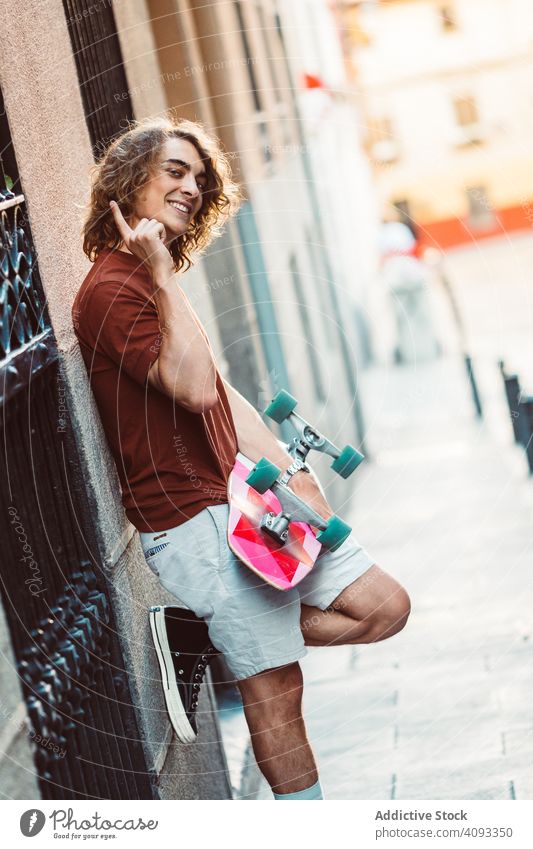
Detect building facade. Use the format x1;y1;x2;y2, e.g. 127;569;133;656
347;0;533;249
0;0;375;798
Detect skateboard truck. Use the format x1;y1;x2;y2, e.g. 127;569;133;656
261;511;291;542
256;469;346;545
246;458;352;551
264;389;365;478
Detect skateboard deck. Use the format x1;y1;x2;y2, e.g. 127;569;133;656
227;453;322;591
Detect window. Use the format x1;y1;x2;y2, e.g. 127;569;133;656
234;1;262;112
305;228;335;347
234;1;272;162
454;96;479;128
289;254;326;403
256;3;282;104
440;5;457;32
272;10;297;147
453;96;484;145
62;0;134;157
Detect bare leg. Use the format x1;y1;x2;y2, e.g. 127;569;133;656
238;662;317;795
300;564;411;646
236;566;409;794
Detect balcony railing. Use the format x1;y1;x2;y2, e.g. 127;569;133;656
0;192;48;366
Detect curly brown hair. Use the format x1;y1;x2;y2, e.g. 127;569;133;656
83;117;243;272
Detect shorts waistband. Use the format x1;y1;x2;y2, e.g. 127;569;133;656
138;503;228;553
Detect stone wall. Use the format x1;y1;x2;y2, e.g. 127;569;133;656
0;0;231;800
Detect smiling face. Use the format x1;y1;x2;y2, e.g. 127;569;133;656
131;137;207;243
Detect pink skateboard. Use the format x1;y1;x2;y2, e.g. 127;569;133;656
226;391;364;590
227;453;322;591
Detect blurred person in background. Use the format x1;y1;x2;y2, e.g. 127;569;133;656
380;221;441;365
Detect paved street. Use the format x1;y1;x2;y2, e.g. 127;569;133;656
219;232;533;800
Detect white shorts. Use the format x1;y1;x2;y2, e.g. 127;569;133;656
140;503;375;680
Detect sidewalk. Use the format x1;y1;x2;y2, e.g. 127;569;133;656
219;352;533;800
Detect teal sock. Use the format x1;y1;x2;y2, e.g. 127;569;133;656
273;779;324;800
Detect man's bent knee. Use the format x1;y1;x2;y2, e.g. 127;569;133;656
337;585;411;644
368;587;411;642
330;566;411;644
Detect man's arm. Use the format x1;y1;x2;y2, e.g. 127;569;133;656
224;381;334;520
147;273;218;413
110;201;217;413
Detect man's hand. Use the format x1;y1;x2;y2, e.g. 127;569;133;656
109;200;174;279
108;200;217;410
286;469;335;522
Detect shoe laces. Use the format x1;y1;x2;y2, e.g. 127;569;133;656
190;647;216;710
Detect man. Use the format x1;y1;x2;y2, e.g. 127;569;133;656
379;221;440;365
73;117;410;801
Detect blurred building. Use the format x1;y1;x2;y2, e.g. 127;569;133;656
283;0;380;372
0;0;376;799
342;0;533;249
144;0;378;460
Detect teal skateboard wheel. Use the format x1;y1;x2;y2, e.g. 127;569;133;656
331;444;364;479
245;458;281;494
316;515;352;552
264;389;298;423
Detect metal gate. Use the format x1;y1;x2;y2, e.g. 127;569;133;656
0;87;155;799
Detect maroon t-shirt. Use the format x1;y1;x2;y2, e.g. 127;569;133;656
72;249;238;532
